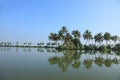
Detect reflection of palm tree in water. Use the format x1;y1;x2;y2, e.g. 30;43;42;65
94;53;119;67
48;50;120;71
48;50;82;72
94;57;104;67
83;59;93;70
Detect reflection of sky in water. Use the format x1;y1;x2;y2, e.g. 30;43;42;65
0;47;120;80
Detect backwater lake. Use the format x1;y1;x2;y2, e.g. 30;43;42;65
0;47;120;80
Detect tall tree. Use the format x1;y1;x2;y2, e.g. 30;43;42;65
72;30;81;39
72;30;81;47
83;30;92;45
24;42;27;46
94;33;103;45
58;30;64;45
49;32;54;41
28;42;32;46
111;35;119;44
48;33;60;46
61;26;68;35
65;33;73;45
104;32;111;45
16;41;19;47
60;26;68;44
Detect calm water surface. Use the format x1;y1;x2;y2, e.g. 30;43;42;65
0;47;120;80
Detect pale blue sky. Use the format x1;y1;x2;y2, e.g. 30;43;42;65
0;0;120;45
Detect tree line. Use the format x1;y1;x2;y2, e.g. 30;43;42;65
0;42;32;47
48;26;120;50
0;42;59;48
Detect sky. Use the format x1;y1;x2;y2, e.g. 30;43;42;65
0;0;120;45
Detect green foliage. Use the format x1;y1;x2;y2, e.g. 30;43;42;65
99;45;107;53
72;30;81;39
113;44;120;50
83;30;92;45
94;32;103;45
48;26;120;51
84;44;97;50
104;32;111;44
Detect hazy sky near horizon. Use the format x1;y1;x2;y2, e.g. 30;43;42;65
0;0;120;44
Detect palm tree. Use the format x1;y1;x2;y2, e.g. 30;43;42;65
104;32;111;45
64;33;73;45
49;32;54;43
37;43;40;47
28;42;32;47
72;30;81;39
118;37;120;43
94;33;103;45
59;26;68;45
58;30;63;45
111;35;119;44
24;42;27;47
16;41;19;47
83;30;92;45
49;33;60;47
71;30;81;47
61;26;68;35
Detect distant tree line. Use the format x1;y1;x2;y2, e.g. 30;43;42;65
0;41;60;48
0;42;32;47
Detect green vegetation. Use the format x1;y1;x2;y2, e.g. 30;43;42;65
48;26;120;51
48;50;119;71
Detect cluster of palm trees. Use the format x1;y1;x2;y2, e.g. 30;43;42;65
48;26;120;50
49;26;81;47
0;42;12;47
0;42;32;47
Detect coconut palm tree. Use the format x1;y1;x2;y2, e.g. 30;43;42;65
94;33;103;45
37;43;40;47
28;42;32;47
49;32;54;41
16;41;19;47
72;30;81;39
65;33;73;45
49;33;60;47
61;26;68;35
24;42;27;47
58;30;63;44
111;35;119;44
104;32;111;45
83;30;92;45
59;26;68;45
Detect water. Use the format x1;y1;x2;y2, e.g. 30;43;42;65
0;47;120;80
